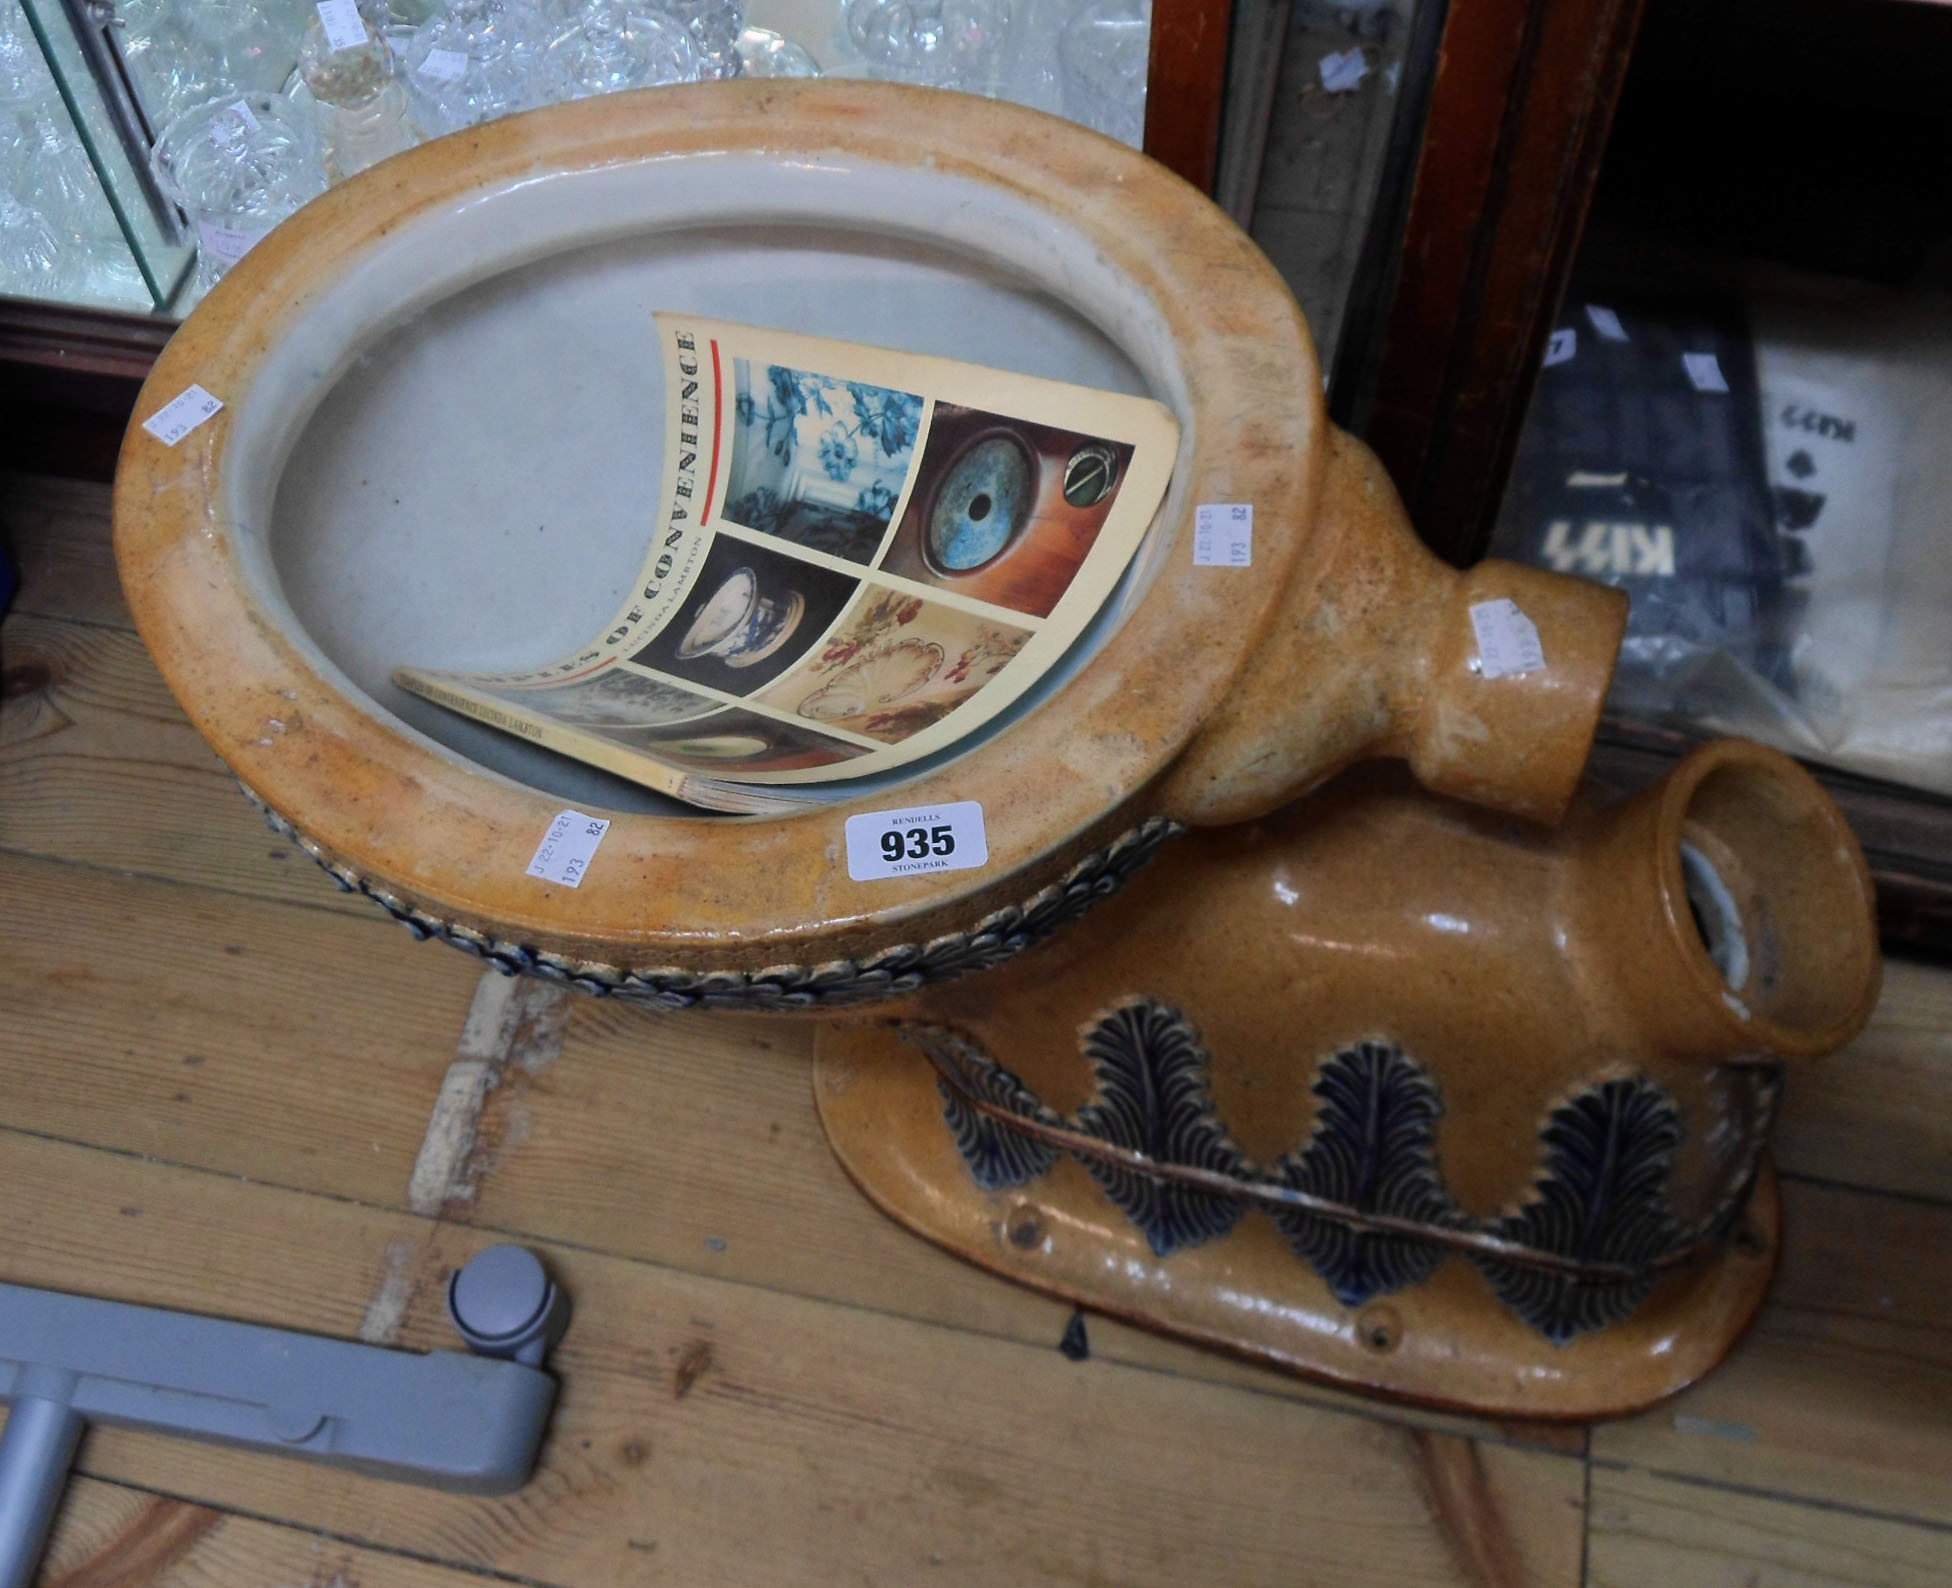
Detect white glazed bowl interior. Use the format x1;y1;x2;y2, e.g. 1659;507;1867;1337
247;153;1188;815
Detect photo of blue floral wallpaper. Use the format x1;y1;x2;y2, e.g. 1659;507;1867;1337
723;361;924;564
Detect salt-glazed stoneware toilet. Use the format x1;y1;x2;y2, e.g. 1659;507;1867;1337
114;81;1880;1420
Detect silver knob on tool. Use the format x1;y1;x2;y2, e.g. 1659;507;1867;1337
447;1245;571;1368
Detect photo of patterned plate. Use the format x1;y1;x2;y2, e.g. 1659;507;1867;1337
799;638;946;722
655;733;774;759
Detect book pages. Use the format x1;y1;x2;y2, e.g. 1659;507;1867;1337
396;313;1179;810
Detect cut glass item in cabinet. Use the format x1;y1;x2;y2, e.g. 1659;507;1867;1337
0;188;72;294
0;1;51;100
540;1;705;100
1058;0;1144;145
113;0;295;125
402;0;544;135
150;91;327;291
9;0;186;307
1491;272;1952;799
844;0;1011;90
6;0;1155;319
297;0;415;177
662;0;743;79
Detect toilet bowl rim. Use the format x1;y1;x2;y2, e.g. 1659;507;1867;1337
114;81;1326;964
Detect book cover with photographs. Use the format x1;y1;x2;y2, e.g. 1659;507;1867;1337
395;314;1180;811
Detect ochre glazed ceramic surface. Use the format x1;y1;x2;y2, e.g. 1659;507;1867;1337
814;741;1881;1417
115;83;1625;997
113;83;1878;1419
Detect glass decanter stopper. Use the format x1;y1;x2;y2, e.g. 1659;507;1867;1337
735;25;819;78
402;0;543;136
652;0;744;81
540;0;704;99
299;2;418;177
151;93;329;290
845;0;1010;90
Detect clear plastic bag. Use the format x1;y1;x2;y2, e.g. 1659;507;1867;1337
1492;273;1952;797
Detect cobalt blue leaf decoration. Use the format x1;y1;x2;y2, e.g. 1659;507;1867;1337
1073;999;1248;1256
1274;1040;1457;1307
912;1027;1062;1192
1476;1076;1683;1344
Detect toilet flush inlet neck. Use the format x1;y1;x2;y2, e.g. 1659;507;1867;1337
1578;739;1881;1063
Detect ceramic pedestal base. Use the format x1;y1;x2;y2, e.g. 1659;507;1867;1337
813;1022;1781;1421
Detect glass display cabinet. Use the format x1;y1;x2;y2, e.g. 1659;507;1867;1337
1;0;1285;472
3;0;1457;477
0;0;1175;316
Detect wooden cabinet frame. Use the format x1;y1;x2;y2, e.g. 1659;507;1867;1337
1346;0;1650;569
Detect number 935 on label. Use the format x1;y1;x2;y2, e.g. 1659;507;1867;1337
844;801;989;882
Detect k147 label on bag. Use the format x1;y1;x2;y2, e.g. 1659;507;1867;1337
1194;503;1253;566
845;801;988;881
527;809;609;887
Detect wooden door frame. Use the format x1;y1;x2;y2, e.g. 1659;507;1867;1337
1145;0;1238;195
1347;0;1650;568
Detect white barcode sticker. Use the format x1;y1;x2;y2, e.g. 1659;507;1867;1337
1544;327;1577;368
231;98;260;132
1585;304;1629;342
845;801;987;882
417;47;468;82
316;0;368;52
527;809;609;887
1682;351;1730;394
1470;598;1547;680
1194;503;1253;566
141;385;225;447
196;219;269;265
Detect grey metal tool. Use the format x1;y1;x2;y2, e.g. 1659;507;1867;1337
0;1245;569;1588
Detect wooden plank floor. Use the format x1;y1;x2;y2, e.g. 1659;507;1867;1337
3;470;1949;1586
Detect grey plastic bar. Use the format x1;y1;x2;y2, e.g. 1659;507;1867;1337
0;1280;559;1493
